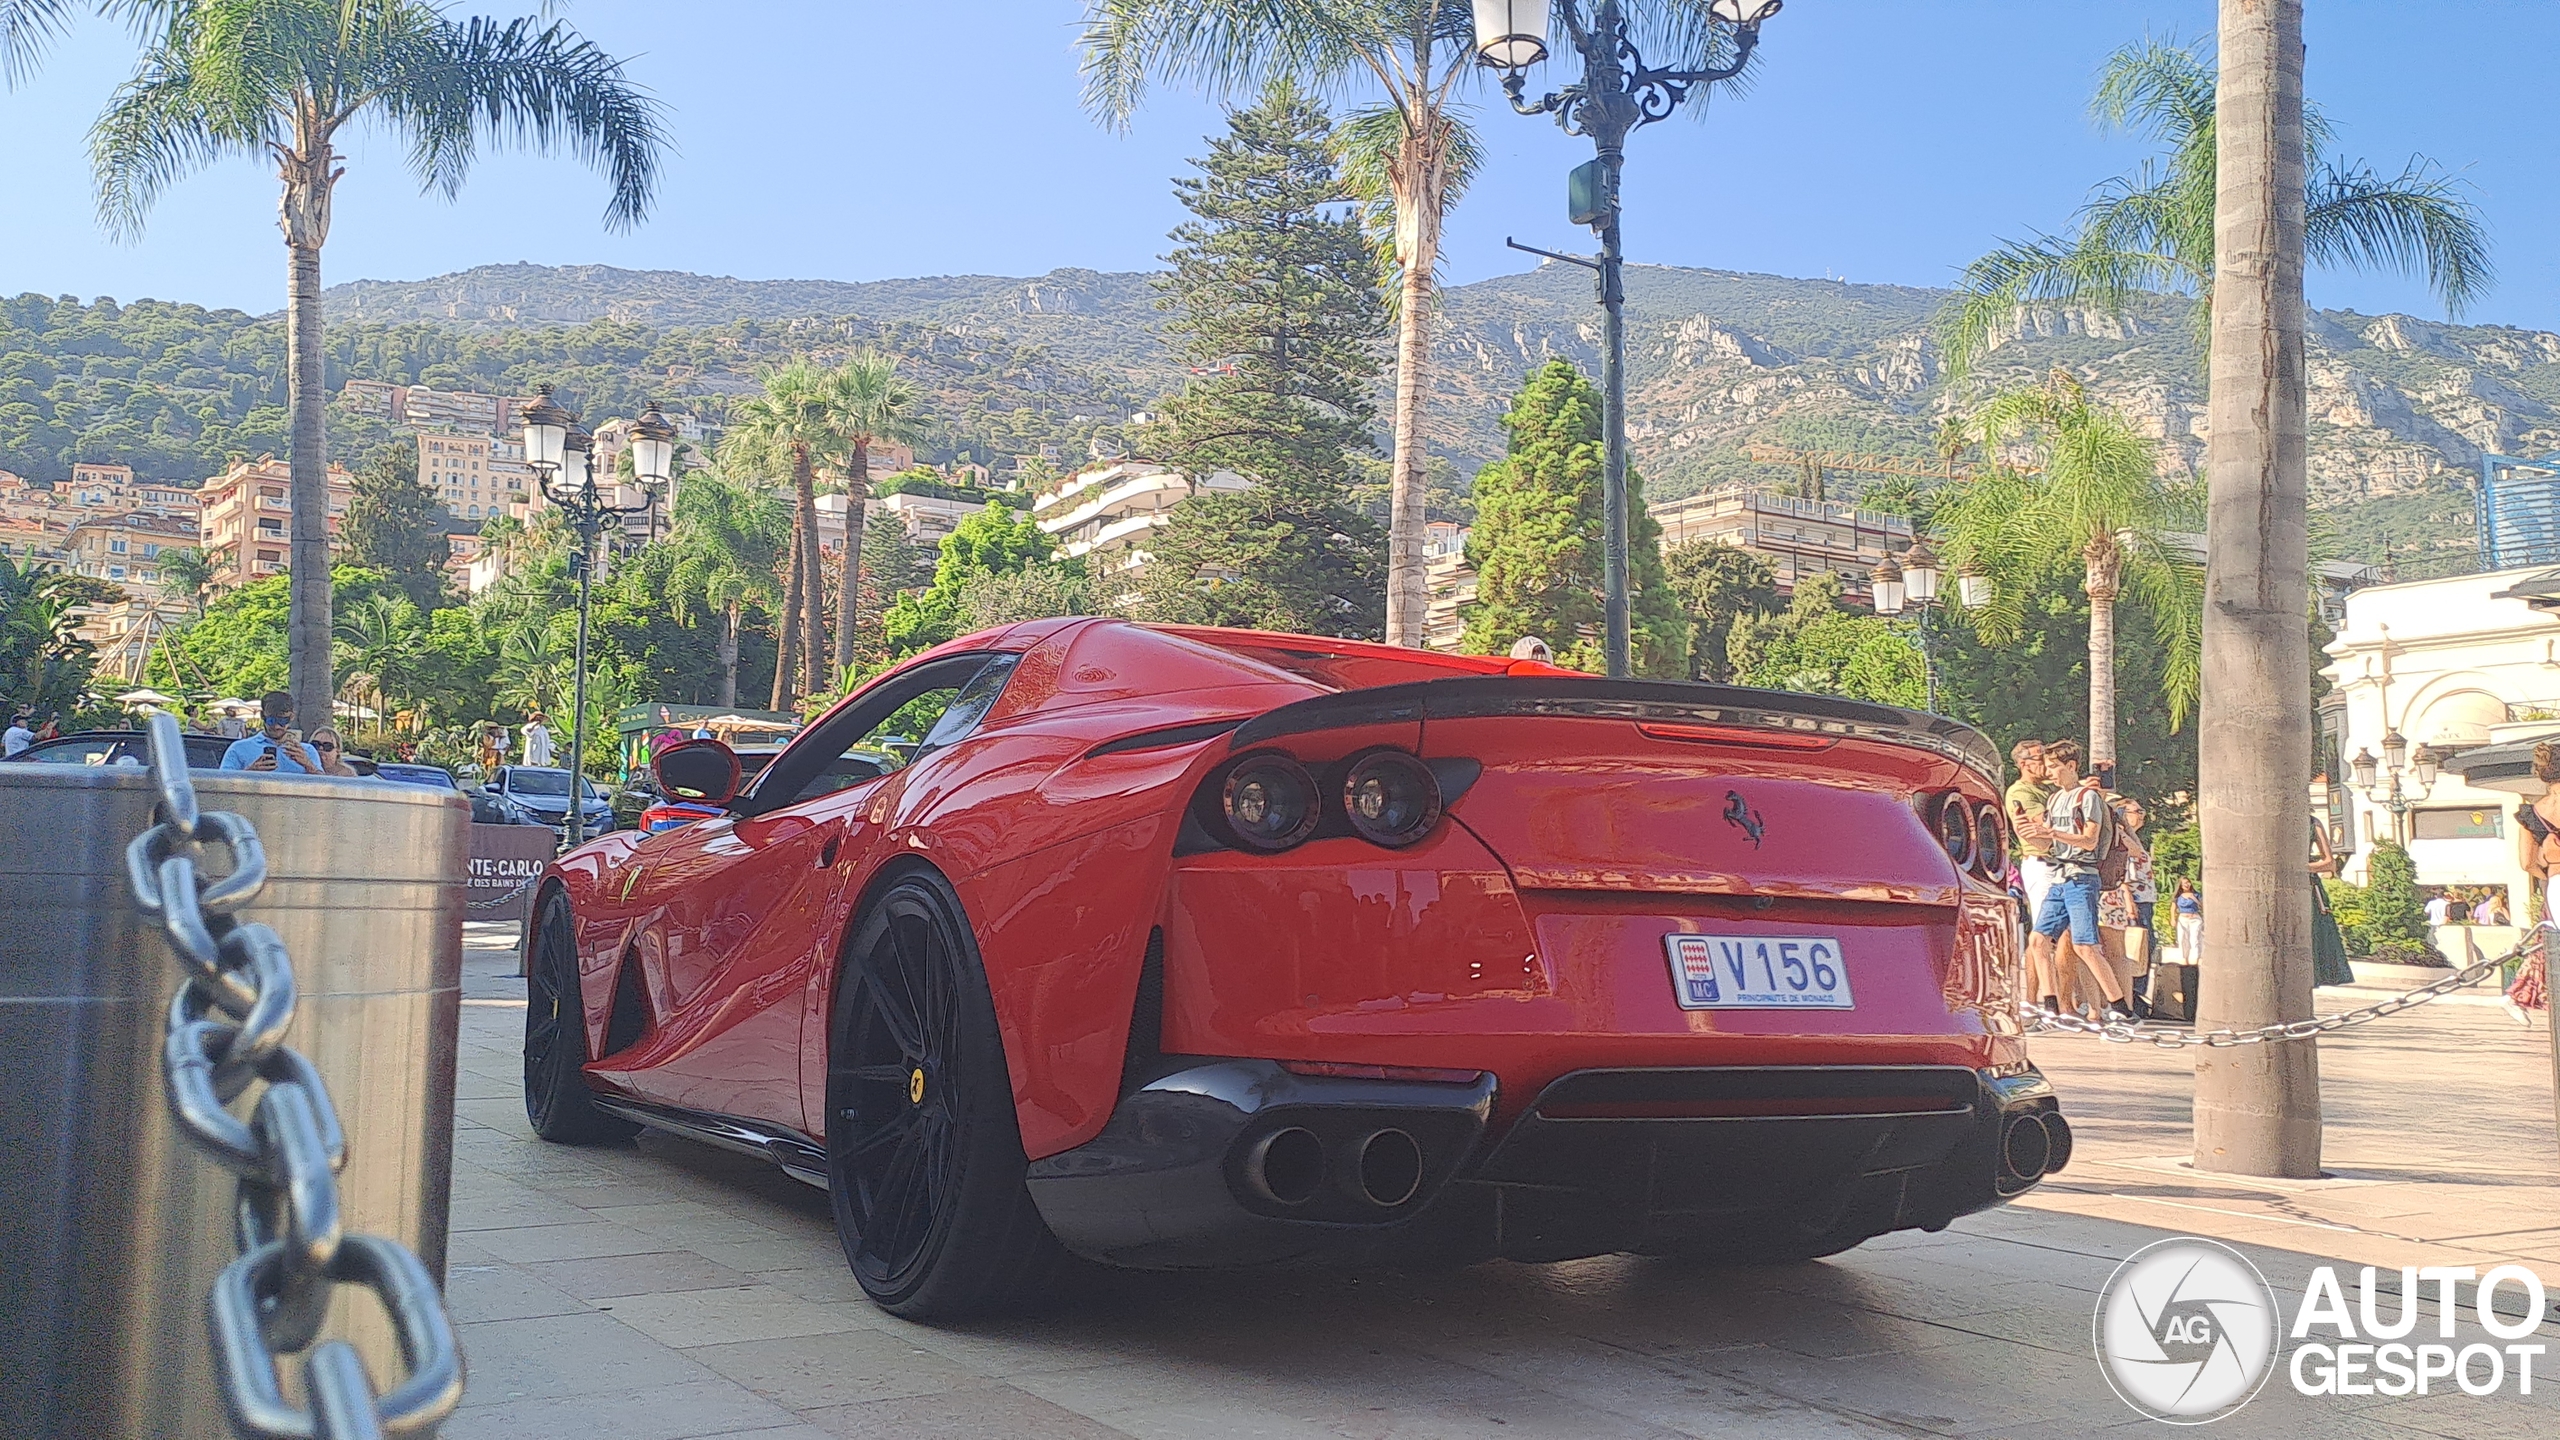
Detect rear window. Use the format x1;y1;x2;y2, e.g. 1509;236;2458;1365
1143;626;1516;693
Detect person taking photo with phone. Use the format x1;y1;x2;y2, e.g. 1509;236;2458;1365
218;691;322;775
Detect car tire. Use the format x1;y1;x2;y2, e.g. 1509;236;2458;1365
523;890;640;1145
825;870;1065;1319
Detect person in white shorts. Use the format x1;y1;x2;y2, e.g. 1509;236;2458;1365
2006;739;2060;1009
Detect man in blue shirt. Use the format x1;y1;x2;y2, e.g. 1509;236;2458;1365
220;691;322;775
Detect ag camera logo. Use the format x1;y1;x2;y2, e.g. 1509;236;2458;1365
2094;1238;2282;1423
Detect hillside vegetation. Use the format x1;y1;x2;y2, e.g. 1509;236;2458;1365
11;260;2551;578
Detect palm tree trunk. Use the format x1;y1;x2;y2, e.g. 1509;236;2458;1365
772;514;802;710
2195;0;2320;1179
280;154;335;727
2084;537;2122;773
719;600;741;709
835;440;867;673
1383;125;1446;649
794;447;824;695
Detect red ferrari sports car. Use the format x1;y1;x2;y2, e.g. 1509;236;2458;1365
524;618;2069;1318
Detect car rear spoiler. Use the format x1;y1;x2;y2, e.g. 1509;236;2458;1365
1229;677;2001;784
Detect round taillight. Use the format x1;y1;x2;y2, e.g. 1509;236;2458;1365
1341;750;1443;848
1974;800;2009;878
1218;754;1321;852
1931;792;1973;869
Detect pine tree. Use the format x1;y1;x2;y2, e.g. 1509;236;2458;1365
1461;360;1686;676
1662;539;1778;681
1134;82;1386;638
342;442;452;612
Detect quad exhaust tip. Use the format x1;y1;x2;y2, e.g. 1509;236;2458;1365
1354;1128;1424;1208
2000;1112;2053;1183
1244;1126;1325;1205
2039;1111;2072;1175
1240;1124;1427;1210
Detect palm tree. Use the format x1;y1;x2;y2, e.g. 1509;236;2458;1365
1080;1;1484;649
824;352;927;673
494;613;571;719
157;543;217;615
667;472;786;709
333;589;424;728
2194;1;2319;1179
1935;371;2201;773
83;0;665;731
1940;35;2489;382
723;359;847;703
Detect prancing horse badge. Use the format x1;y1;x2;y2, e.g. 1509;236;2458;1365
1723;790;1765;847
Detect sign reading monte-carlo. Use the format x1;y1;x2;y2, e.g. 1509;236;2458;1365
466;823;554;923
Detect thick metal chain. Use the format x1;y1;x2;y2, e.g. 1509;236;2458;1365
462;870;545;914
2023;930;2542;1048
128;713;463;1440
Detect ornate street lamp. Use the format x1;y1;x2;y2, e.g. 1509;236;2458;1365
2349;730;2438;846
1958;566;1991;611
1475;0;1779;677
522;392;666;848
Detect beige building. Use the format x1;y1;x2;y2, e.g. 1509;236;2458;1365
200;455;353;585
1650;485;1915;602
420;428;532;520
64;510;198;595
72;593;193;684
0;514;67;572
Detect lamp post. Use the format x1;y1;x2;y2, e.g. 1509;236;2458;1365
1474;0;1779;678
2348;731;2439;846
521;386;670;848
1871;538;1960;713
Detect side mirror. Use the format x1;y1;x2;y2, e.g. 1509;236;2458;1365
653;737;741;807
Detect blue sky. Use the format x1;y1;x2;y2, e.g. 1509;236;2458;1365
3;2;2555;329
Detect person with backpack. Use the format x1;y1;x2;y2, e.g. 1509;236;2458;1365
2022;740;2139;1022
2098;795;2155;1019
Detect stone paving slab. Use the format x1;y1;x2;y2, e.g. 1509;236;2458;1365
444;937;2559;1439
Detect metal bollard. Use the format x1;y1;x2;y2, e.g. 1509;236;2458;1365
0;762;465;1438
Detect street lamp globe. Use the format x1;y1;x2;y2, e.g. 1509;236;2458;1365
521;385;572;471
1957;568;1990;610
630;402;678;487
559;424;593;493
2381;728;2408;774
1471;0;1550;69
1870;557;1906;616
2412;742;2440;789
2349;747;2379;792
1709;0;1783;24
1902;539;1940;604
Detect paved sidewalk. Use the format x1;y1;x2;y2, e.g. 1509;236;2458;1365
442;930;2560;1440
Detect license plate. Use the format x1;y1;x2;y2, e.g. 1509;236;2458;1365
1665;934;1855;1010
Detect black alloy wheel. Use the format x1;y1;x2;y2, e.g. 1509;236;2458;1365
826;871;1063;1318
523;891;639;1144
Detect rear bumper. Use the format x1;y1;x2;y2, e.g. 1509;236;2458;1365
1026;1060;2067;1269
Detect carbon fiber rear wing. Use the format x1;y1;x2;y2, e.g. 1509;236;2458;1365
1229;677;2001;785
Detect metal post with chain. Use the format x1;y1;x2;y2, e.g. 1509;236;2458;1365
126;713;462;1439
2020;929;2546;1048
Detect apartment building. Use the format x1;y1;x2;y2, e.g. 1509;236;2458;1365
1649;485;1914;602
199;455;354;584
0;514;67;572
1031;462;1250;582
420;429;531;519
64;510;198;594
1422;521;1475;652
68;461;134;497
